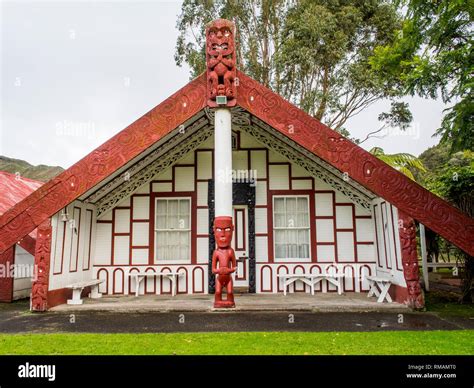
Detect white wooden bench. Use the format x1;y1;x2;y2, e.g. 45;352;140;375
66;279;104;305
366;275;393;303
130;272;182;297
277;273;344;296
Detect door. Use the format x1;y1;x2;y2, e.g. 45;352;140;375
232;205;249;289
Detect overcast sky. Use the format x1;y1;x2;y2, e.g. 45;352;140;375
1;0;445;169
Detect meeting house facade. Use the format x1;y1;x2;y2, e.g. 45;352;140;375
0;19;472;311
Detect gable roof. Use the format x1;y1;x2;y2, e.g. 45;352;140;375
0;71;472;256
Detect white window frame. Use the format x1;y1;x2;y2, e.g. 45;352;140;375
154;197;192;264
272;195;312;262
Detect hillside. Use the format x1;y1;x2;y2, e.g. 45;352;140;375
0;155;64;182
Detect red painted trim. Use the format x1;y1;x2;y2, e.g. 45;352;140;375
47;287;83;308
380;202;391;269
389;283;410;305
176;266;188;294
97;268;109;295
234;208;246;251
128;267;140;295
192;266;205;293
390;204;403;271
84;209;93;271
55;221;67;275
69;206;81;273
159;266;172;295
144;267;156;295
373;205;382;268
112;268;125;295
18;235;36;256
0;246;14;302
260;265;273;292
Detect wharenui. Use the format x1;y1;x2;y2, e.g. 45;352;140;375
0;19;472;311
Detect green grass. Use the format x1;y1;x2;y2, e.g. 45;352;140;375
0;331;472;355
425;290;474;317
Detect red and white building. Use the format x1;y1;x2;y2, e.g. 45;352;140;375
0;172;42;302
0;20;472;311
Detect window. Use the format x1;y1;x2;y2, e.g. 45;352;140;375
273;196;310;259
155;198;191;262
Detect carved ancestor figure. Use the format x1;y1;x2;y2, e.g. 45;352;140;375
398;210;424;309
206;19;237;107
212;216;237;308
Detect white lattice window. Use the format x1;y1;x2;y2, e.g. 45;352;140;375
155;198;191;262
273;196;310;259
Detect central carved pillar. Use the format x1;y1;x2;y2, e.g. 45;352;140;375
206;19;238;308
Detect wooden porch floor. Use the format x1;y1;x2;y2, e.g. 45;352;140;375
51;293;409;312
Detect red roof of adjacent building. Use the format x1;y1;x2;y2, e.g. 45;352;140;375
0;171;43;240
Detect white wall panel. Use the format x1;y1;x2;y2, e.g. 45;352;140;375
153;182;172;192
131;249;149;265
269;165;289;190
94;224;112;265
316;219;334;242
356;219;374;242
255;208;267;234
255;181;267;205
357;245;376;262
336;206;353;229
233;150;248;171
197;151;213;180
316;245;335;262
132;197;149;220
336;232;355;262
113;236;129;265
292;179;312;189
315;193;333;216
250;150;267;179
197;209;209;235
175;167;195;192
196;238;209;264
256;236;268;262
114;209;130;234
197;182;208;206
132;223;149;246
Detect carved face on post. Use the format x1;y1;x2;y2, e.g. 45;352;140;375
206;19;237;107
214;216;233;248
207;22;234;58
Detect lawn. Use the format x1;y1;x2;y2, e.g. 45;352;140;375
0;331;472;355
425;290;474;317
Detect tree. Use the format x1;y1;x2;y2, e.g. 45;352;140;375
370;146;426;181
425;150;474;303
370;0;474;152
175;0;405;131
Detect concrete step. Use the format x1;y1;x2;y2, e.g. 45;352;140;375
234;286;249;294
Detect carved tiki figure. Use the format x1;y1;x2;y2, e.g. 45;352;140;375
206;19;237;107
212;216;237;308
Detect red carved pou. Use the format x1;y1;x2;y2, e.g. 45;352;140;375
398;210;424;309
31;219;52;312
206;19;237;107
212;216;237;308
